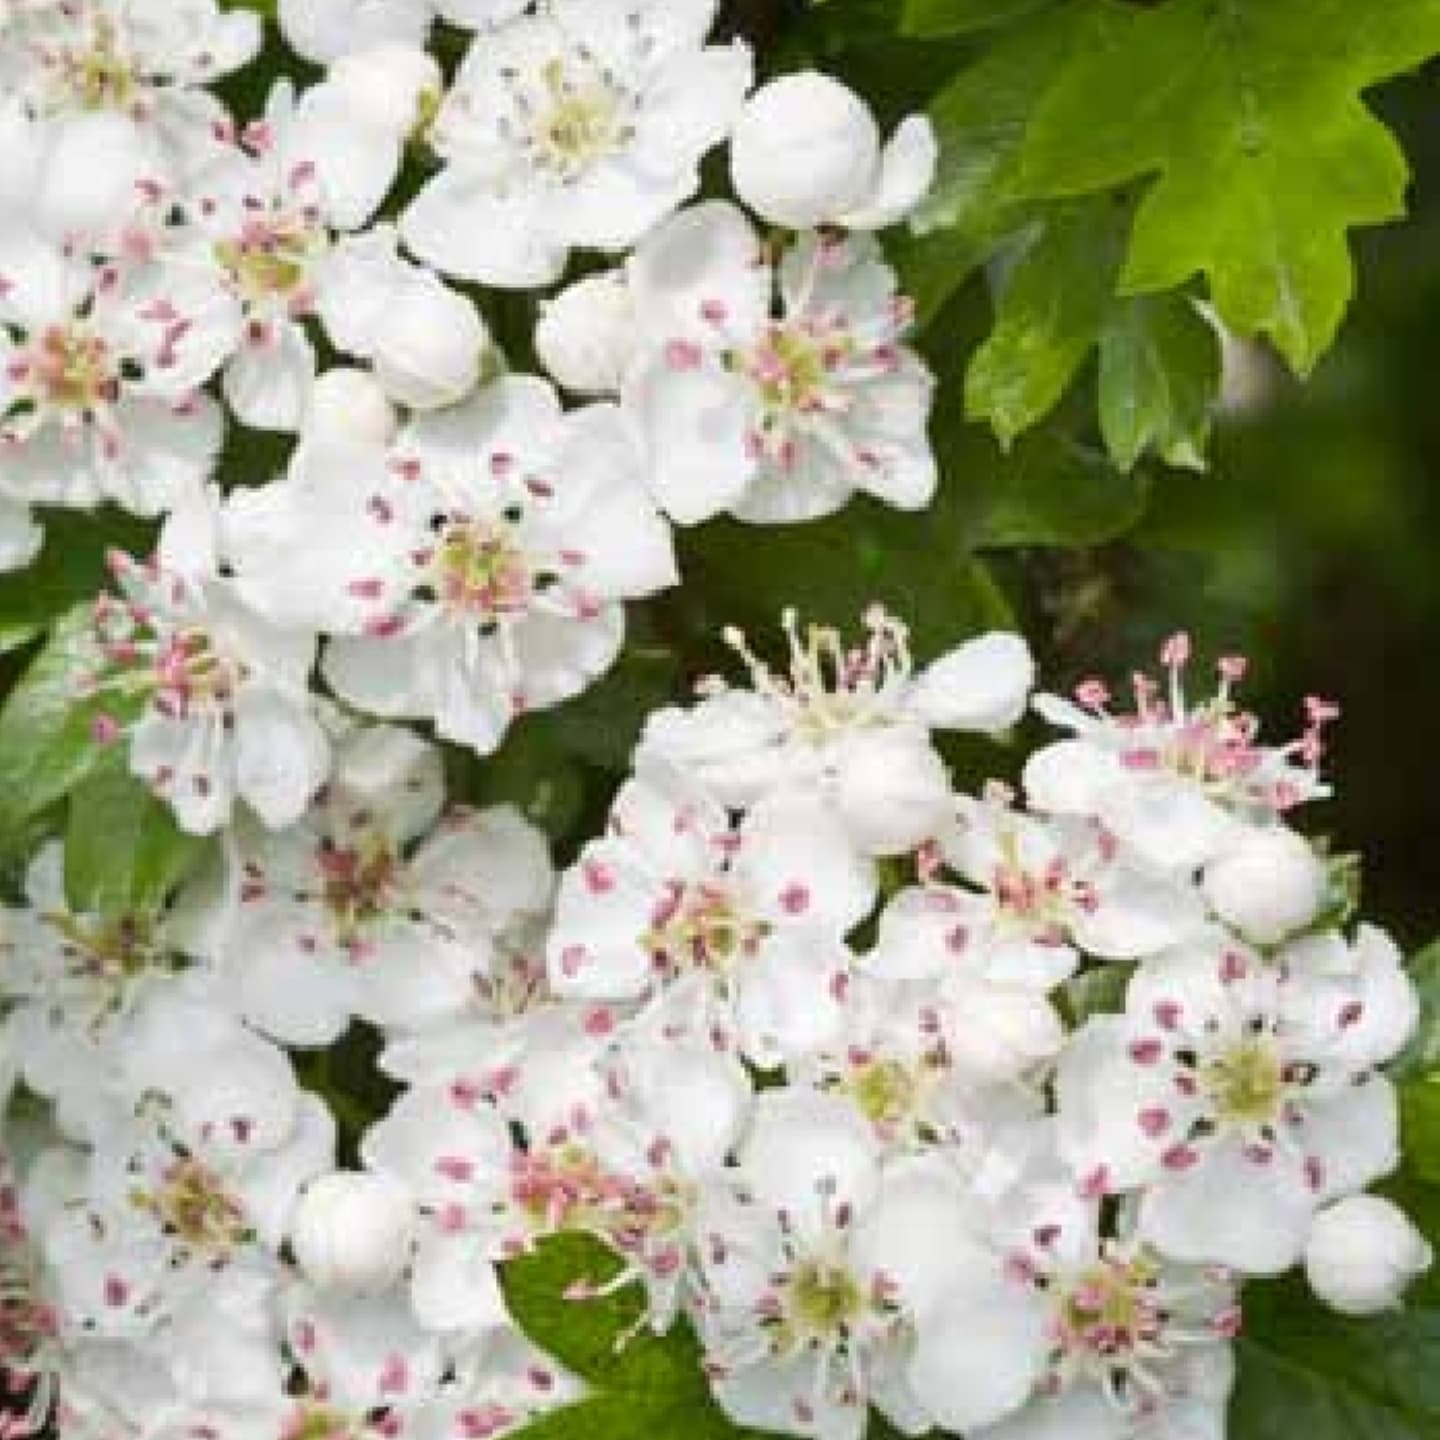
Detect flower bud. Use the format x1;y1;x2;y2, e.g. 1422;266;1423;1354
277;0;431;65
369;275;489;411
1304;1196;1432;1315
535;272;637;395
730;73;880;229
1201;825;1326;944
291;1171;416;1293
305;367;397;445
325;44;443;137
834;729;952;857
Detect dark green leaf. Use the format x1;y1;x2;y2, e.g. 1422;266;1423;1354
63;757;210;915
0;510;153;655
541;644;681;771
901;0;1059;38
1232;1274;1440;1440
1016;0;1440;372
971;430;1150;549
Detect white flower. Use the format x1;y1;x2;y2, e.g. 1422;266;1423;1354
730;72;937;231
1025;635;1335;873
535;270;638;396
31;993;334;1410
228;376;677;754
401;0;752;287
639;609;1032;854
969;1177;1240;1440
1200;824;1327;945
290;1171;418;1294
694;1091;1047;1440
623;205;935;524
933;788;1204;982
0;223;236;525
1056;932;1415;1273
91;496;330;835
0;842;188;1141
184;724;553;1045
182;81;408;430
2;0;260;182
1304;1196;1433;1315
547;765;876;1067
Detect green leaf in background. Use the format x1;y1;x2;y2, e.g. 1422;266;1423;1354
1394;941;1440;1184
0;510;153;655
62;758;211;916
0;607;132;860
502;1233;757;1440
1232;1272;1440;1440
970;429;1151;549
1394;940;1440;1082
901;0;1060;39
1015;0;1440;373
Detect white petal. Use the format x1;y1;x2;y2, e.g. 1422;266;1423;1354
233;684;330;829
836;116;939;231
907;632;1035;734
224;325;316;433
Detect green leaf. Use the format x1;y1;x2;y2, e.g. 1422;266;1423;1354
1016;0;1440;373
971;429;1150;549
901;0;1059;38
1232;1274;1440;1439
0;510;153;655
541;644;681;771
902;2;1099;323
964;197;1125;445
502;1233;699;1389
0;607;129;859
502;1234;764;1440
63;758;210;915
1097;293;1219;473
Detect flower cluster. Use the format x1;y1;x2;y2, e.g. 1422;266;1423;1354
3;613;1432;1440
0;5;1431;1440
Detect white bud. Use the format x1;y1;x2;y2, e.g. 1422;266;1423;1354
1304;1196;1432;1315
730;73;880;229
834;729;952;857
277;0;431;65
369;274;489;411
305;367;397;445
325;44;442;137
535;272;637;395
291;1171;416;1293
1201;825;1326;944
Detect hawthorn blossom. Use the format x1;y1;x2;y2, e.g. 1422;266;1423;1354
622;204;936;524
227;376;678;754
547;765;877;1067
0;842;187;1141
0;0;260;182
182;81;438;429
1056;928;1416;1273
1025;634;1337;873
693;1091;1049;1440
89;496;331;835
181;724;554;1046
276;0;530;64
639;608;1033;855
402;0;752;287
0;224;237;555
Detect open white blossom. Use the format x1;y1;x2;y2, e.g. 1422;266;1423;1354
402;0;752;287
623;204;936;524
